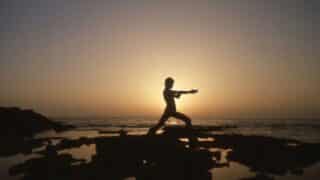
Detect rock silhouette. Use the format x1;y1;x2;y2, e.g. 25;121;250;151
8;126;320;180
0;107;73;157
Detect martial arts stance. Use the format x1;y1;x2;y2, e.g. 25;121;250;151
148;77;198;135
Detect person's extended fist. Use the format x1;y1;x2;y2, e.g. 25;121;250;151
190;89;198;94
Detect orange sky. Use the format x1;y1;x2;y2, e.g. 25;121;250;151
1;1;319;119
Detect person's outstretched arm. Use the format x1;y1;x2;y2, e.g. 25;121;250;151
173;89;198;97
178;89;198;94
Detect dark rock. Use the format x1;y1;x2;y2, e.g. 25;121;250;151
0;107;74;157
6;126;320;180
0;107;73;138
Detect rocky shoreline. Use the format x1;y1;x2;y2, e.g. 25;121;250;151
0;107;73;156
1;108;319;180
7;126;320;180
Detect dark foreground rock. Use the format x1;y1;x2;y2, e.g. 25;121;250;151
0;107;74;156
0;107;73;137
8;126;320;180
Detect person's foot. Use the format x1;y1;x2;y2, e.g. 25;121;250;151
189;136;198;148
147;129;156;136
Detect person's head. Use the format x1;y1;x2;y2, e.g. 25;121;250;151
165;77;174;89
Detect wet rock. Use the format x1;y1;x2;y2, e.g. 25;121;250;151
7;126;320;180
0;107;74;157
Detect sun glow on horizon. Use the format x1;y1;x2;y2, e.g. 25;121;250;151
1;1;319;118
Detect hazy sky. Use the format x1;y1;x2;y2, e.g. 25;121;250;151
1;0;319;119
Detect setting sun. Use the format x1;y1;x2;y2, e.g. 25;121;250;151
0;1;319;119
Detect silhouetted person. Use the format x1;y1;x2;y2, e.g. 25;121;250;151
148;77;198;135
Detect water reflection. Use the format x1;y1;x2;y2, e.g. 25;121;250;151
273;163;320;180
211;162;255;180
58;144;96;163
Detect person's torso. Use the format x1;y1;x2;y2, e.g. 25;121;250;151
163;89;176;112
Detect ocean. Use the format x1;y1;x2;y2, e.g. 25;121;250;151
61;117;320;143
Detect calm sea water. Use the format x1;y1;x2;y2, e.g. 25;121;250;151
62;118;320;143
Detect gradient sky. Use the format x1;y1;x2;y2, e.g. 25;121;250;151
1;0;319;119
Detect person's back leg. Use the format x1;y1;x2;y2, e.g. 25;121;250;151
147;113;169;135
172;112;192;127
172;112;197;146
